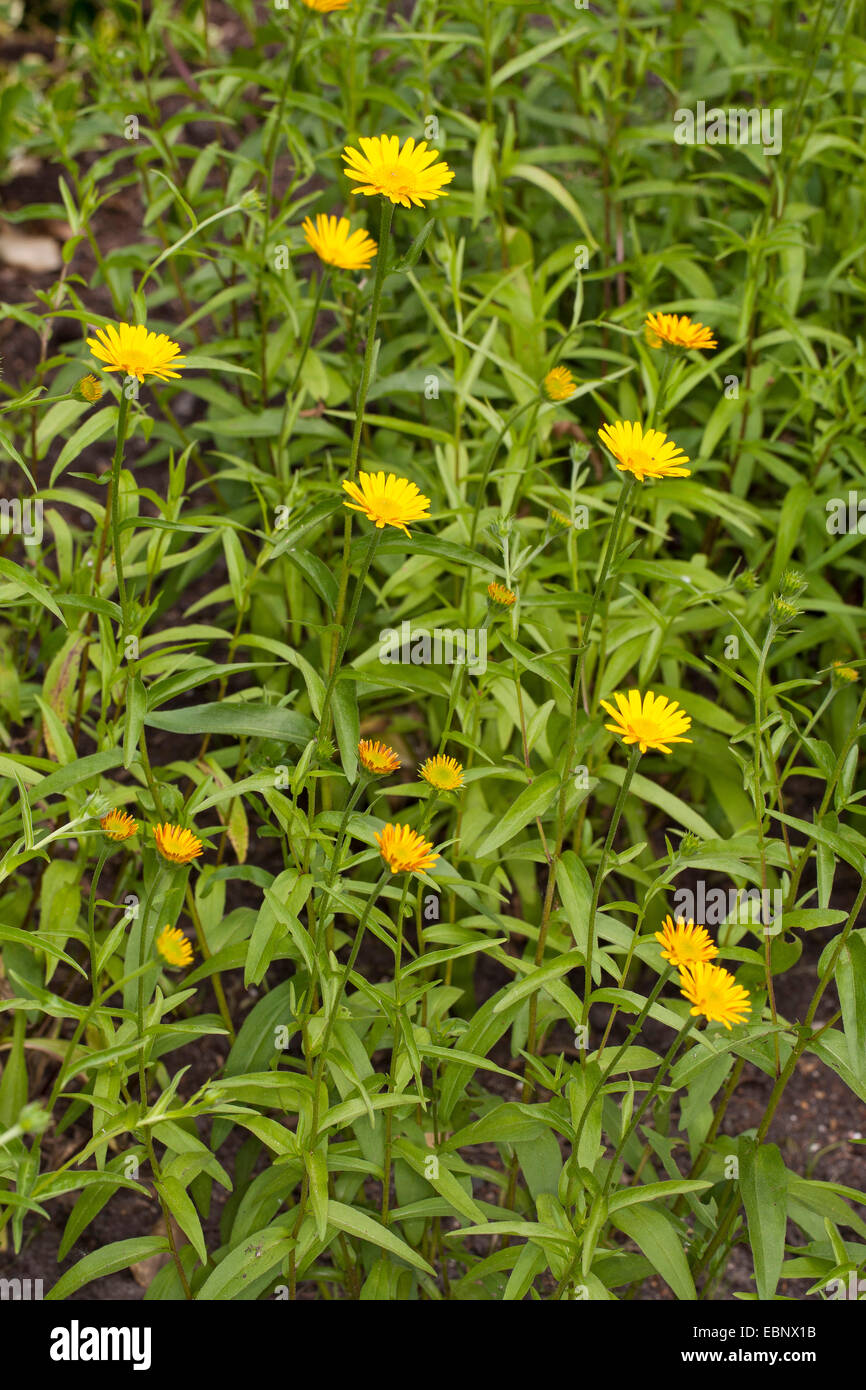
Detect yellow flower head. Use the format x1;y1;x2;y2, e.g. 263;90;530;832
487;581;516;608
77;374;103;403
101;809;138;842
343;135;455;209
154;823;204;865
359;738;401;775
543;366;576;402
832;659;858;685
301;0;351;9
342;470;431;537
600;689;693;755
420;754;464;792
645;312;717;352
87;323;184;383
302;214;377;270
597;420;691;482
156;924;193;969
678;960;751;1030
375;823;438;875
654;915;718;969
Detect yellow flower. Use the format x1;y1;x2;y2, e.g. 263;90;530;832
420;754;464;791
342;135;455;208
597;420;691;482
302;214;377;270
678;960;751;1030
600;689;693;755
87;323;184;383
645;312;717;352
154;823;204;865
101;809;138;842
832;660;858;685
77;374;103;403
301;0;351;9
654;915;718;969
375;823;438;874
342;470;431;537
156;924;193;969
487;581;516;607
543;366;576;402
359;738;401;775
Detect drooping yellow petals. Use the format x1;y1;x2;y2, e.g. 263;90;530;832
543;366;576;402
302;214;377;270
645;312;717;352
678;961;751;1030
654;915;718;969
487;581;516;608
156;924;194;968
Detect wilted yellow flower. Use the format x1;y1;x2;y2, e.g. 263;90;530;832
101;809;138;842
302;214;377;270
420;754;464;791
156;924;193;968
644;312;717;352
154;823;204;865
343;135;455;208
358;739;401;775
375;823;438;874
678;960;751;1030
87;323;184;383
543;366;576;402
487;581;516;607
77;374;103;403
600;689;693;755
654;915;718;969
832;660;859;685
342;470;431;537
598;420;691;482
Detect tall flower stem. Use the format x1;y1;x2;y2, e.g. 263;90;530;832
87;847;110;995
601;1011;694;1198
524;477;636;1071
331;199;395;664
277;270;329;473
581;745;642;1029
110;391;132;635
318;527;380;750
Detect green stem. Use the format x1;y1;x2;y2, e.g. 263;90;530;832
111;392;132;635
581;745;641;1029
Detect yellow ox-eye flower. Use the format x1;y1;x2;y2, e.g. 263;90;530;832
600;690;692;755
598;420;691;482
342;470;431;537
654;915;718;969
645;312;717;352
420;754;464;791
359;739;401;775
678;960;751;1030
375;823;438;875
77;374;103;403
487;581;516;607
832;659;858;685
302;214;377;271
156;924;193;969
87;322;185;383
101;809;138;842
543;366;576;402
154;823;204;865
301;0;352;10
342;135;455;209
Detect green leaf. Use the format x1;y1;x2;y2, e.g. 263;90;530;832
326;1200;435;1275
474;770;560;858
740;1140;788;1300
609;1204;697;1301
46;1237;169;1300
